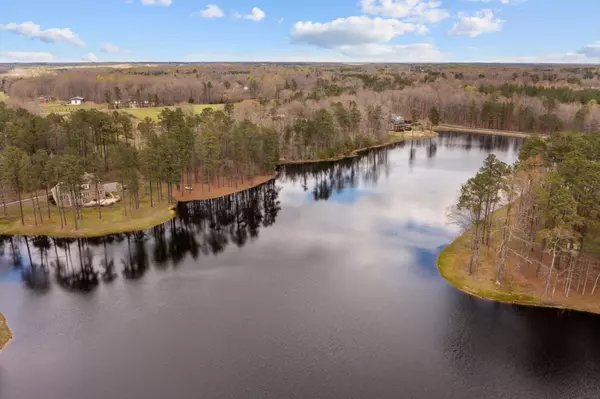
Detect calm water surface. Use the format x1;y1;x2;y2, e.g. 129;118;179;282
1;132;599;399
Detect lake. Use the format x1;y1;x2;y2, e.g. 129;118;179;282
1;131;599;399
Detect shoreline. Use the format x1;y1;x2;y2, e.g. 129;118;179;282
434;124;535;138
0;131;437;238
0;312;12;353
437;231;600;316
173;174;276;202
279;130;438;165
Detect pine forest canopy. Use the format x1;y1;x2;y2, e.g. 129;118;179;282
453;131;600;304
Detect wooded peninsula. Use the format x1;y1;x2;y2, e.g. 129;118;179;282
440;133;600;314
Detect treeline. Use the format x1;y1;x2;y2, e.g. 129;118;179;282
479;84;600;105
0;102;279;231
453;132;600;300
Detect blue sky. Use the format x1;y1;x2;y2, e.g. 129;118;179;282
0;0;599;63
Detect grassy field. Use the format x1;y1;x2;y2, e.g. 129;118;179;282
39;101;223;120
40;102;100;114
0;312;12;352
0;191;176;238
437;219;600;315
122;104;223;120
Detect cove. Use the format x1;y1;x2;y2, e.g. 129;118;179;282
0;131;599;399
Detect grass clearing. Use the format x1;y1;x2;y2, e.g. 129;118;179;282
121;104;223;120
40;102;100;114
0;189;175;238
39;101;224;120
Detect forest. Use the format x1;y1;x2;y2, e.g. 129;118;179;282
448;132;600;311
3;63;600;135
2;62;600;234
0;103;280;232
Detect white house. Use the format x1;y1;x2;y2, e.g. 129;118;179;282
70;96;84;105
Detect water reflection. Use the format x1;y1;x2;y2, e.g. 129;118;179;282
0;180;281;292
0;133;524;294
2;132;599;399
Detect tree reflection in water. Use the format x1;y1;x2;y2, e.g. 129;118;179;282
0;133;521;294
0;180;281;293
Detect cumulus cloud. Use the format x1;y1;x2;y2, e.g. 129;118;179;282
244;7;266;22
0;21;85;46
578;41;600;58
193;4;224;19
337;43;443;61
291;16;423;48
140;0;172;5
290;16;440;62
360;0;449;23
81;53;98;62
469;0;527;4
0;51;55;62
100;43;131;53
449;9;504;37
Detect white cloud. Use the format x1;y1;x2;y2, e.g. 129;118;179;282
244;7;266;22
140;0;172;5
360;0;449;23
0;51;55;62
469;0;527;4
193;4;224;19
449;9;504;37
337;43;443;61
278;18;284;24
578;41;600;58
291;16;423;48
100;43;131;53
0;21;85;46
81;53;98;62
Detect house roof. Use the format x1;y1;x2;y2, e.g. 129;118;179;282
70;96;84;100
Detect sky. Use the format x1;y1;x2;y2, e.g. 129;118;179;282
0;0;599;64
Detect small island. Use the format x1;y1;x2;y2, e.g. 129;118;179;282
438;133;600;315
0;312;12;352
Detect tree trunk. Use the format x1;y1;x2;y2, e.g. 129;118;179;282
45;185;52;220
31;191;39;226
122;183;128;217
543;241;558;297
35;191;43;223
96;181;102;220
496;216;510;285
0;181;7;218
468;223;480;275
592;268;600;295
71;191;79;230
149;175;154;208
15;178;25;225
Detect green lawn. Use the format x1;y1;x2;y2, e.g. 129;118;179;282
40;102;96;114
0;190;175;238
39;102;224;120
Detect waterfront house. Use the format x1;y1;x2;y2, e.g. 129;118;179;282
51;174;120;208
